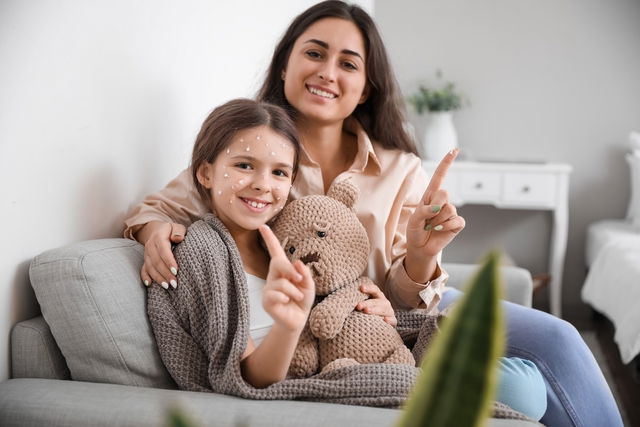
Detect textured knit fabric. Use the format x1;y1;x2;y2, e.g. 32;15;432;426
125;118;447;311
146;214;531;421
271;181;415;376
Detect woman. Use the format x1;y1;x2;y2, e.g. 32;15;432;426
126;2;621;425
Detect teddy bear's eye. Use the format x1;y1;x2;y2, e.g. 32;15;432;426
316;231;327;238
288;246;295;254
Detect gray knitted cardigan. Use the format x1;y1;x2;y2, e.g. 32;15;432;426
147;214;530;419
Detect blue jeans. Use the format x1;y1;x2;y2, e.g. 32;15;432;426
440;288;623;427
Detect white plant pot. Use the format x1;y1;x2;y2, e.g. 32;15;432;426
421;111;458;160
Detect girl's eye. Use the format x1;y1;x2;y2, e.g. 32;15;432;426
273;169;289;178
316;231;327;238
288;246;295;254
234;162;252;170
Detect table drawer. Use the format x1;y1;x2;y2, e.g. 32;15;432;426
502;173;556;207
458;172;501;200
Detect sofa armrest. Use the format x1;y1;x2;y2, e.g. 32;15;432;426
11;316;70;380
443;263;533;308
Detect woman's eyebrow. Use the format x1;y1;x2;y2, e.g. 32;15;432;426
303;39;363;61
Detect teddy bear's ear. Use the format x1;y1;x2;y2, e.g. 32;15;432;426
326;179;359;210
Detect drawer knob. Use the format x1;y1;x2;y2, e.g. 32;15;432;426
474;182;483;190
522;185;531;193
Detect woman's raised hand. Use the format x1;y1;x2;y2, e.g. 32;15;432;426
138;221;186;289
405;149;466;282
259;225;315;332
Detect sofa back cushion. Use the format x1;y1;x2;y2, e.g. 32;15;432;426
29;238;176;388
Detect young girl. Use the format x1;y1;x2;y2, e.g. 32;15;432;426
147;98;318;389
132;2;621;425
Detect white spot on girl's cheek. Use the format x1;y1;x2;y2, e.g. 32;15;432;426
270;151;276;156
217;190;222;195
256;135;261;140
238;179;245;185
223;173;229;178
245;147;250;152
226;149;230;154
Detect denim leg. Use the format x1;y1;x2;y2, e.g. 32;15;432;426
439;288;623;427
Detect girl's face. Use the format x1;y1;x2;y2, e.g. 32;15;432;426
283;17;368;125
197;125;295;234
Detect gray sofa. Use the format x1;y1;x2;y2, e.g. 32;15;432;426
0;238;536;427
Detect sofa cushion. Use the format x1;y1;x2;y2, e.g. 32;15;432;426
29;238;175;388
0;379;538;427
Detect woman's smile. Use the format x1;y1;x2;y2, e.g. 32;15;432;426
306;84;338;100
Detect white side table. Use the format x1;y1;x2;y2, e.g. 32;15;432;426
422;161;573;317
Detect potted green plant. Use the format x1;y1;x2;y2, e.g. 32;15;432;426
409;70;466;160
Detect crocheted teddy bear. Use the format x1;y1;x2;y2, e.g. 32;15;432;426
271;180;416;377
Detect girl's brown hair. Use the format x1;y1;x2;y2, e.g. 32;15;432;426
190;98;301;204
257;0;418;156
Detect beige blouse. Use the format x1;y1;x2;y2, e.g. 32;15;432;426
124;120;447;311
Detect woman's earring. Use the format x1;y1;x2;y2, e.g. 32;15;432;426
281;71;286;81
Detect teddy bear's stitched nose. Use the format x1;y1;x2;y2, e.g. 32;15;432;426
300;252;320;265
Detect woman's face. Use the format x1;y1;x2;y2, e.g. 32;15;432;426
283;17;368;126
197;125;295;234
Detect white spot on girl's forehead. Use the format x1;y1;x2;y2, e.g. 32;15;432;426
270;151;276;156
239;138;244;143
217;190;222;195
245;147;250;152
256;135;261;140
223;173;229;178
226;149;230;154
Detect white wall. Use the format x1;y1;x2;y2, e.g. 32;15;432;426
0;0;373;381
375;0;640;315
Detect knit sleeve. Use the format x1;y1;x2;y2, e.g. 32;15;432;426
147;271;211;392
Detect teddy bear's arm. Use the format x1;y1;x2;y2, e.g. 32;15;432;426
287;324;319;378
309;281;368;340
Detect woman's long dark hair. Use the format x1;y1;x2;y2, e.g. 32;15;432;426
257;0;418;156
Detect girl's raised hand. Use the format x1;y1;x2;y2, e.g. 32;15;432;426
259;225;315;332
406;149;466;261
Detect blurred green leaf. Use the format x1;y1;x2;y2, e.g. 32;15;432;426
396;251;505;427
408;71;467;113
